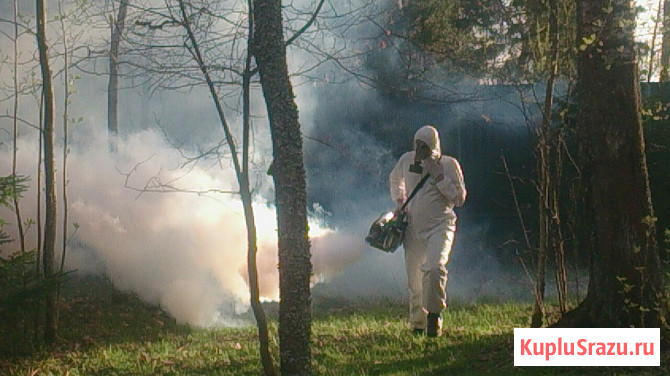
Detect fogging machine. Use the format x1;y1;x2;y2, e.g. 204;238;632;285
365;174;430;253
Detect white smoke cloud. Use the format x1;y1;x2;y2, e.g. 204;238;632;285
0;126;367;327
0;0;544;331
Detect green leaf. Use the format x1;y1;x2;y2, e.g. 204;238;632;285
579;34;597;51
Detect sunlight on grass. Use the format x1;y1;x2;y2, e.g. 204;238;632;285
310;302;531;376
1;295;666;375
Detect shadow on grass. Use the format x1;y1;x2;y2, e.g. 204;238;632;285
363;332;668;376
5;279;669;376
57;287;191;348
0;275;191;360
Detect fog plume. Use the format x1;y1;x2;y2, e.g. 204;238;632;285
0;0;543;330
1;127;366;327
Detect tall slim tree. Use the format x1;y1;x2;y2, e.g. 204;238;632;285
176;0;276;372
128;1;323;372
532;0;563;328
36;0;58;343
253;0;312;374
56;0;72;304
557;0;666;328
12;0;26;261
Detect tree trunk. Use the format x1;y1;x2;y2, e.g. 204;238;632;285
57;0;70;304
107;0;128;303
34;89;44;344
12;0;26;261
556;0;665;328
660;0;670;81
242;3;277;375
36;0;58;344
176;2;276;373
241;186;276;376
531;0;561;328
532;134;548;327
12;0;31;341
253;0;312;374
551;140;568;315
546;0;568;316
108;0;128;144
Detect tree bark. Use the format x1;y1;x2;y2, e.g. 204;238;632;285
36;0;58;344
108;0;129;143
555;0;665;328
253;0;312;374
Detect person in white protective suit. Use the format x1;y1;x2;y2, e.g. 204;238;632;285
389;125;466;337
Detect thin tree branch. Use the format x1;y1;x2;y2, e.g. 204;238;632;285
285;0;326;47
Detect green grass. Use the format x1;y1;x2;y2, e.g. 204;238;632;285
1;281;668;375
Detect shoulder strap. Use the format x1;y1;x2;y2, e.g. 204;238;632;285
400;174;431;211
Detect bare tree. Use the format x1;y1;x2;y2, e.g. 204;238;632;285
11;0;26;266
129;1;276;372
36;0;58;344
35;89;44;344
56;0;78;305
530;0;569;327
124;1;329;372
176;1;275;372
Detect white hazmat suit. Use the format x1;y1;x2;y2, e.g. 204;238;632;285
389;125;466;331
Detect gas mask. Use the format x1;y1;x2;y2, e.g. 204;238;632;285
410;140;431;174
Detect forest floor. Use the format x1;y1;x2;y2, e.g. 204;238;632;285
1;277;668;375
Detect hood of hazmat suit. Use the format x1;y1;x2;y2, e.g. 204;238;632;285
389;125;466;232
413;125;442;160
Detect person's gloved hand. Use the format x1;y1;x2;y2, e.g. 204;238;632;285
422;158;444;181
